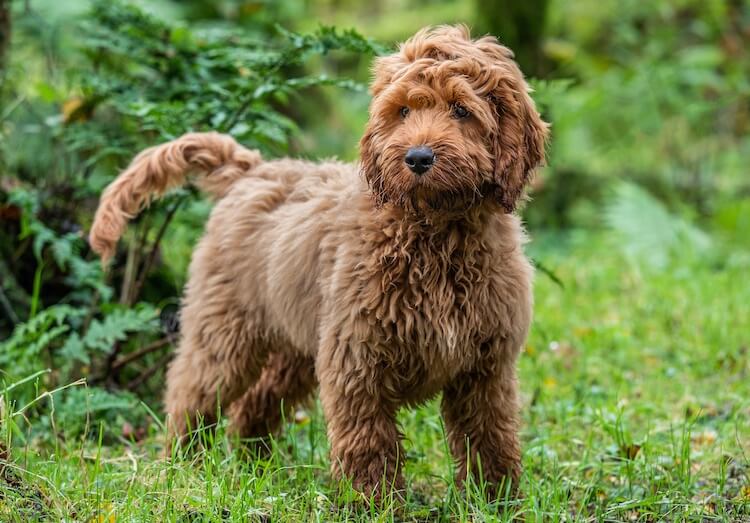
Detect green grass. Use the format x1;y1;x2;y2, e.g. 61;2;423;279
2;232;749;522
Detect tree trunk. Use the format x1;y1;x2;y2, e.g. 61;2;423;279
474;0;549;76
0;0;9;75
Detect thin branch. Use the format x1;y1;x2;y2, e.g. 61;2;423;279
111;337;172;371
80;289;99;333
126;353;172;392
120;217;150;306
531;257;565;289
82;255;114;332
119;231;140;305
221;95;253;134
129;196;184;305
103;341;123;387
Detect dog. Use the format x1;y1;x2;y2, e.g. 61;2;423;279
89;25;548;499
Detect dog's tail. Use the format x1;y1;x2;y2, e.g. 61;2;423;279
89;132;262;263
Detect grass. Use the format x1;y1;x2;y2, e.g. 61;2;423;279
1;231;749;522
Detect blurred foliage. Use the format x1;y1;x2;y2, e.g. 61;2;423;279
1;0;749;442
604;182;712;270
532;0;750;235
474;0;549;74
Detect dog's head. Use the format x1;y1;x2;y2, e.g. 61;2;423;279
360;25;549;214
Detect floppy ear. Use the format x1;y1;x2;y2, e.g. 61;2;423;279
490;80;549;212
359;124;387;205
359;53;406;206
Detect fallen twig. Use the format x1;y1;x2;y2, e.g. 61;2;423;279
111;337;172;371
126;353;172;391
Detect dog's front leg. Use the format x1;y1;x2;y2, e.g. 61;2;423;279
317;341;404;501
441;347;522;499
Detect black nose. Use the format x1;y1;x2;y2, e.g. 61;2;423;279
404;146;435;175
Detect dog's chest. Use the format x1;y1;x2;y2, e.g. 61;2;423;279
362;232;506;384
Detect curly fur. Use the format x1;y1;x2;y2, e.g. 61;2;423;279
89;25;548;499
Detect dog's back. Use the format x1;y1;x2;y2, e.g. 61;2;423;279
193;157;367;354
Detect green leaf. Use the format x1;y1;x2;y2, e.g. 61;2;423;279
81;306;160;353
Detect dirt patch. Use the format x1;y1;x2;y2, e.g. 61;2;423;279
0;442;51;520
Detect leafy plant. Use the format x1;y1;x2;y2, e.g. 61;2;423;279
0;0;378;436
527;0;750;229
0;305;83;380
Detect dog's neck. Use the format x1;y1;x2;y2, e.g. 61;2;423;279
372;197;505;254
368;198;512;293
379;197;500;230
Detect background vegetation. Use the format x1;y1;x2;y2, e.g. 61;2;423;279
1;0;748;520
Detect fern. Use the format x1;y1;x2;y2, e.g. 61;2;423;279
59;306;159;365
75;1;380;152
0;305;83;356
54;387;145;440
83;306;159;353
0;305;84;381
605;182;711;268
7;187;110;301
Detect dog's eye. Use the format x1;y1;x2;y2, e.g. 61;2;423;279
399;106;410;118
451;104;470;119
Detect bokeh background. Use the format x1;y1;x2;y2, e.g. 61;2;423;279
1;1;749;520
3;0;748;334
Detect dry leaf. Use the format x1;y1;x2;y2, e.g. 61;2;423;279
691;429;718;447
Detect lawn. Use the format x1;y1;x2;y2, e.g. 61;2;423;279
1;0;749;521
2;232;748;522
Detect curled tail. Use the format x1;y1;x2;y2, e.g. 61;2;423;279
89;132;262;262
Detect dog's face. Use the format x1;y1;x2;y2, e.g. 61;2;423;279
360;25;549;214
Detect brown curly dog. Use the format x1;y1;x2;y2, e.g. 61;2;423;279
89;25;548;499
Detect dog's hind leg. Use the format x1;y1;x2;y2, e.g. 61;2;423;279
163;273;270;445
227;351;317;442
